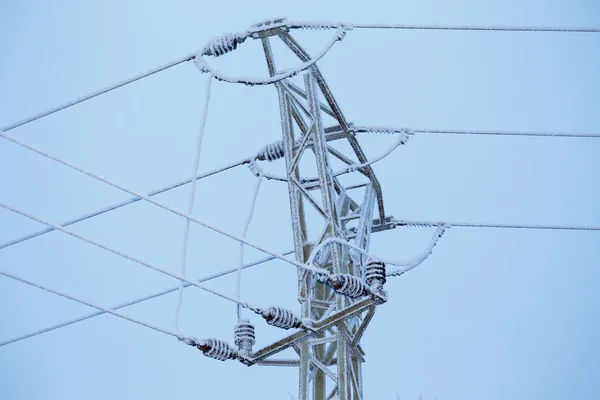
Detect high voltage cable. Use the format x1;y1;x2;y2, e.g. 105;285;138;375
0;159;245;252
392;219;600;231
3;20;599;133
351;23;600;33
354;126;600;139
0;250;294;348
174;73;213;333
0;270;185;341
1;53;196;132
0;201;267;312
290;21;600;33
0;131;327;276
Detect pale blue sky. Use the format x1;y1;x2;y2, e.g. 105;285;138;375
1;1;599;399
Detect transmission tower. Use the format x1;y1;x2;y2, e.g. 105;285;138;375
4;13;599;400
221;19;393;400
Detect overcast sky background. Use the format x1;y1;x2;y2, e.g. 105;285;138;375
1;1;599;399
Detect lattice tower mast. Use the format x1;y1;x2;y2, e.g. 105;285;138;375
250;20;390;400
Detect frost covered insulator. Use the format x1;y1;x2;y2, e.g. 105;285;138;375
327;274;369;298
202;33;247;57
256;141;285;162
261;307;302;330
196;338;238;361
365;259;387;288
234;320;256;353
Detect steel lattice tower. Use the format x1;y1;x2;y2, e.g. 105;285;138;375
241;21;391;400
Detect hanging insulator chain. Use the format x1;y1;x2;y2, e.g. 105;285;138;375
196;338;239;361
365;259;386;287
365;259;388;304
202;32;248;57
234;320;256;353
260;307;302;330
256;141;285;162
327;274;369;298
255;137;308;162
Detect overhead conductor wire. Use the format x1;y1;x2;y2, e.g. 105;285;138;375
289;21;600;33
237;169;263;321
1;53;196;133
0;131;328;277
0;249;295;348
0;201;264;313
0;159;245;252
0;270;187;341
174;73;213;332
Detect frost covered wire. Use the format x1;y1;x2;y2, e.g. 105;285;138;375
354;125;600;139
0;270;188;341
386;225;447;277
0;249;295;348
307;228;447;271
1;52;196;133
0;159;244;252
250;132;408;182
175;74;214;332
237;175;263;321
332;132;410;176
289;21;600;33
193;26;348;86
0;131;328;276
392;218;600;231
0;201;263;314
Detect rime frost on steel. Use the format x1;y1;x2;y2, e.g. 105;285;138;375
234;320;256;353
197;338;238;361
260;307;302;330
326;274;369;298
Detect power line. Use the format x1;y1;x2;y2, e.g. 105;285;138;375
1;53;196;133
0;159;244;252
354;126;600;139
0;131;328;276
392;219;600;231
352;23;600;33
290;21;600;33
0;250;295;348
0;270;184;341
175;74;213;332
0;201;264;312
